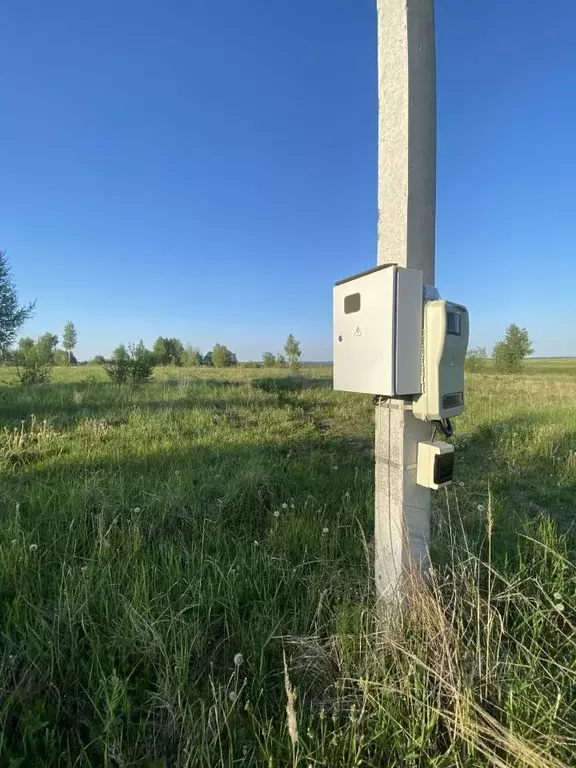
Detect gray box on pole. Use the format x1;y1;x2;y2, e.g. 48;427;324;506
333;265;423;396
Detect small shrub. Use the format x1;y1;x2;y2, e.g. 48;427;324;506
104;345;131;384
16;337;55;384
17;363;51;385
129;341;154;383
104;342;154;384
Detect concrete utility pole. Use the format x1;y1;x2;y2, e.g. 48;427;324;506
375;0;436;601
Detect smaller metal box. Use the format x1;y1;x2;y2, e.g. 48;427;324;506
417;441;454;489
333;265;423;396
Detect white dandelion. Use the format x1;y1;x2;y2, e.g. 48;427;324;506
282;503;288;510
29;544;38;553
477;504;485;512
234;653;244;667
322;527;329;535
273;510;280;518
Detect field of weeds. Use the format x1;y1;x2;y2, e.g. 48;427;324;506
0;363;575;766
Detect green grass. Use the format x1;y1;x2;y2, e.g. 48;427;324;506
0;364;575;766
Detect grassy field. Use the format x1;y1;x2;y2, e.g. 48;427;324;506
0;362;575;766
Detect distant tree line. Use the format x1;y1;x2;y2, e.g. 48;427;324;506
1;247;307;385
95;334;302;383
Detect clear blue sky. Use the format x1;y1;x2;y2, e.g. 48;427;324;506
1;0;575;360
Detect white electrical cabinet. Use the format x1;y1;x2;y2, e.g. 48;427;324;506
333;265;423;396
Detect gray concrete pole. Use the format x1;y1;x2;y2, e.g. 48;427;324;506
375;0;436;601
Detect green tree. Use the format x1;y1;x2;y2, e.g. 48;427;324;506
36;333;59;365
203;351;213;367
153;337;170;366
63;321;78;364
91;354;107;366
153;337;185;366
284;334;301;371
182;345;203;366
104;344;131;384
0;250;35;352
16;333;57;385
18;337;35;354
493;324;533;374
129;340;155;382
276;353;286;368
211;343;235;368
170;338;184;366
465;346;487;373
262;352;276;368
54;348;77;366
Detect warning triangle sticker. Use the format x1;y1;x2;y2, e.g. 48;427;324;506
354;327;362;337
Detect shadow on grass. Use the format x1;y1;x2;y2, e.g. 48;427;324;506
435;413;576;564
252;376;333;394
0;380;255;429
0;427;373;765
